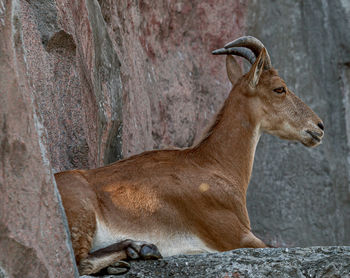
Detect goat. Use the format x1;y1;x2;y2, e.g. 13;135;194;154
55;36;324;275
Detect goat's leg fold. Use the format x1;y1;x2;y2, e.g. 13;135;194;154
78;239;162;276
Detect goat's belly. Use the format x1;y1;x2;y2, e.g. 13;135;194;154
91;219;215;257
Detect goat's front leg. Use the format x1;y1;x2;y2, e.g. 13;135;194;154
78;239;162;275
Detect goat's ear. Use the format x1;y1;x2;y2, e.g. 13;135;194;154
226;55;242;85
248;48;267;88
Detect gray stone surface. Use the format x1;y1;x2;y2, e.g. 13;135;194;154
81;246;350;278
246;0;350;247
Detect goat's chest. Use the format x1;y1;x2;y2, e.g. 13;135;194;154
91;219;215;257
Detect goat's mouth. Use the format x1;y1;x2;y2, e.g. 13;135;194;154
303;130;323;147
306;130;322;142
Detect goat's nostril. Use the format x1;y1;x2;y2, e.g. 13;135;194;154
317;122;324;131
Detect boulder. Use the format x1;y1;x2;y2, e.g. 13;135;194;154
0;1;77;277
246;0;350;248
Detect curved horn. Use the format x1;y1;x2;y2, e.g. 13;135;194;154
212;47;256;65
224;36;272;69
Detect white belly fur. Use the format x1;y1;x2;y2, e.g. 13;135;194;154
91;218;215;257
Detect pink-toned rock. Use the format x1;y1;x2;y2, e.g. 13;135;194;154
1;0;247;172
98;0;246;157
0;1;77;277
20;0;124;172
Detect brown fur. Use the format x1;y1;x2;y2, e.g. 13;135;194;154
55;50;324;275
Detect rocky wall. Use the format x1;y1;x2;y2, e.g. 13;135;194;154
246;0;350;247
0;1;77;277
97;0;246;157
0;0;124;276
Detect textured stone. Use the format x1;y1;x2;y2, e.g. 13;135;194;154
1;0;125;276
0;1;77;277
21;0;124;172
81;246;350;278
98;0;246;157
246;0;350;247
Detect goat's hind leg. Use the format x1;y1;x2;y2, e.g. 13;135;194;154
241;232;278;248
78;239;162;276
241;232;267;248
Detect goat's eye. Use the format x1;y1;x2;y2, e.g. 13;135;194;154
273;87;286;94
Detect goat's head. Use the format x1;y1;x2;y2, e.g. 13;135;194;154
213;36;324;147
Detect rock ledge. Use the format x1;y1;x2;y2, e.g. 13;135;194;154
82;246;350;278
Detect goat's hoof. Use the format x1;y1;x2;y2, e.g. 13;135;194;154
125;240;162;260
140;244;162;259
126;246;139;259
78;259;95;276
107;260;130;275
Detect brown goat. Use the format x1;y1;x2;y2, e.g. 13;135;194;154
55;36;324;275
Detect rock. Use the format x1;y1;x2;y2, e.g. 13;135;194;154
1;0;123;276
81;246;350;278
98;0;246;157
23;0;124;172
0;1;77;277
246;0;350;248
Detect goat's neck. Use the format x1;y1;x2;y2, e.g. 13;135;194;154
194;91;261;192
